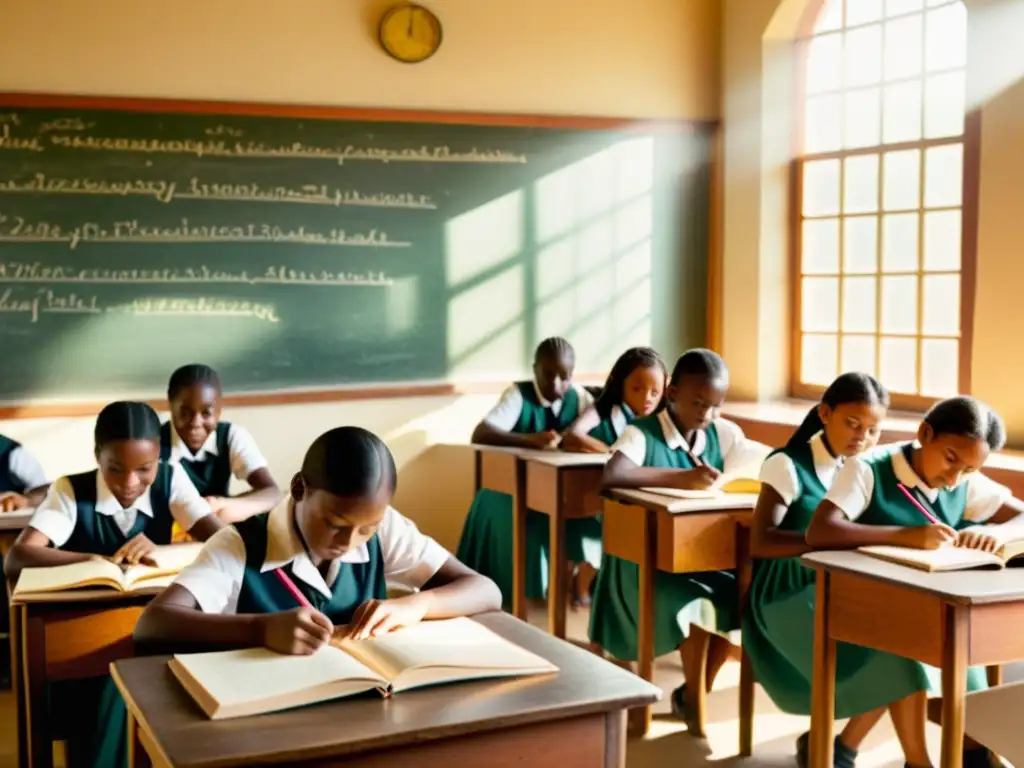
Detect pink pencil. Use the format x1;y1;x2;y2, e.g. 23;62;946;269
275;568;313;608
896;482;940;525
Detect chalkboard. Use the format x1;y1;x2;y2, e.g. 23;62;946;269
0;97;713;402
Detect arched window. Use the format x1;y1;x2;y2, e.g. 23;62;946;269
792;0;974;408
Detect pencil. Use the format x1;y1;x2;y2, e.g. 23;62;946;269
896;482;940;525
275;568;313;608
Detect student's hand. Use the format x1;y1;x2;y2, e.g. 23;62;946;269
0;492;28;513
110;533;157;565
342;596;429;640
957;527;1001;553
261;607;334;655
204;496;230;517
899;524;958;551
672;466;721;491
524;430;561;450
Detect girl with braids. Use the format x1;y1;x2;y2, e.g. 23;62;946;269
135;426;500;654
592;348;769;734
806;396;1024;768
4;401;222;768
162;364;280;525
457;337;594;609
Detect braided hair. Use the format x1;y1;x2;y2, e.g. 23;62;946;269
534;337;575;365
94;401;162;449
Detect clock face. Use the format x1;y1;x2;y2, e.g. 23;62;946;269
380;5;442;63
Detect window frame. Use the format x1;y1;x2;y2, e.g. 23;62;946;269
788;0;980;411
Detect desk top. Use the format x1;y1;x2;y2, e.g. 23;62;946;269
605;487;758;515
472;444;609;468
111;612;661;768
0;508;33;531
802;550;1024;605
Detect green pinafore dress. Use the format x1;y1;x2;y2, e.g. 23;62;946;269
588;415;739;661
159;422;233;497
55;467;176;768
745;442;986;718
456;382;581;610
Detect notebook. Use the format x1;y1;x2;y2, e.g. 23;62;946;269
858;538;1024;572
13;543;204;597
642;466;762;500
169;616;559;720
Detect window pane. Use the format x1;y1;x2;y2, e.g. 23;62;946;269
883;81;923;143
880;336;918;392
807;34;843;94
815;0;844;32
923;210;961;270
882;213;920;271
924;71;966;139
924;144;963;207
881;275;918;333
842;335;877;376
848;0;883;25
806;94;843;153
925;3;967;72
802;277;840;332
884;14;923;80
844;89;881;148
844;155;880;213
803;218;841;274
921;338;958;396
843;277;878;332
883;149;921;210
802;334;839;385
922;274;960;334
887;0;924;15
845;26;883;87
804;159;842;216
844;216;879;273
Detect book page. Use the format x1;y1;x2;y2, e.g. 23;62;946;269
858;544;1003;572
122;542;205;588
13;558;125;596
966;682;1024;765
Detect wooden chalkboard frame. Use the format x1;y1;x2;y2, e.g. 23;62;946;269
0;92;721;420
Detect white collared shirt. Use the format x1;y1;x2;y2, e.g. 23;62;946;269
759;432;845;524
174;496;451;614
3;446;48;492
28;465;212;547
611;410;768;470
166;423;268;483
826;441;1012;524
483;381;595;432
607;404;630;440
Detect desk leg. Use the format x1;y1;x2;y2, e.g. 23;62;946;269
11;603;26;768
511;460;528;621
736;526;755;757
629;507;656;736
548;493;567;638
940;605;968;768
23;614;52;768
126;709;152;768
809;571;836;768
604;710;627;768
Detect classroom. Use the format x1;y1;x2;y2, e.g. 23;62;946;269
2;0;1024;766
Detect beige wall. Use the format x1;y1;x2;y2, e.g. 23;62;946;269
0;0;720;547
720;0;1024;444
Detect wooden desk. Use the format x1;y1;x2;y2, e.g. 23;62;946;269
112;612;662;768
12;588;159;768
804;551;1024;768
0;510;33;556
601;488;757;751
473;446;607;635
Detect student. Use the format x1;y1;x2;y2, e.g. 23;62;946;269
456;337;594;609
134;426;501;654
4;401;222;768
162;364;280;524
591;348;768;732
0;433;49;511
562;346;667;603
806;396;1024;768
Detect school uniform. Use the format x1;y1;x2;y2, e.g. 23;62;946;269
588;411;766;660
173;495;449;620
0;434;48;494
28;464;210;768
159;421;268;498
456;381;594;609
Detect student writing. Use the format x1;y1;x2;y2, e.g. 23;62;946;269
806;396;1024;768
591;348;767;732
134;426;501;654
457;337;594;609
162;363;280;524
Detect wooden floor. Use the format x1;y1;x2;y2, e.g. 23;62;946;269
0;604;1014;768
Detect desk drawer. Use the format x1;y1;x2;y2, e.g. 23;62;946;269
656;512;747;573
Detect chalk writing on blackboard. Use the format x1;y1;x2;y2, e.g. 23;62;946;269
38;118;95;133
0;125;42;152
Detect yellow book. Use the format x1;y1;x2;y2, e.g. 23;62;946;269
13;543;204;597
169;617;559;720
641;470;762;500
858;539;1024;572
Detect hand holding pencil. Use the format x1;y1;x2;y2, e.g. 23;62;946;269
259;569;334;656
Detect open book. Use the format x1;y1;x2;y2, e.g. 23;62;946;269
169;616;559;720
859;539;1024;572
642;467;762;500
13;543;204;597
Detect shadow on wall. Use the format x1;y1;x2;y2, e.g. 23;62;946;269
392;440;476;552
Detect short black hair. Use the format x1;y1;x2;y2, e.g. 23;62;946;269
534;337;575;365
670;348;728;387
787;372;890;449
594;347;667;418
924;396;1006;451
301;426;397;497
168;364;222;400
94;401;162;449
